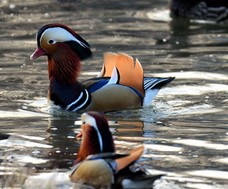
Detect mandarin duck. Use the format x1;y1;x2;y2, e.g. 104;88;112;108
70;111;162;188
30;24;174;112
170;0;228;22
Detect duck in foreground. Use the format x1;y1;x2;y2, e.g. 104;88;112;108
170;0;228;23
30;23;174;112
70;111;162;188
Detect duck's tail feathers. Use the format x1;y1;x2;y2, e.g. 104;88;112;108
143;77;175;106
114;165;163;189
121;174;163;189
144;77;175;91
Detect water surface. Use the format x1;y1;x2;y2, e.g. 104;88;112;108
0;0;227;188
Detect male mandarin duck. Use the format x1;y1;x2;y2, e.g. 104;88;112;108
170;0;228;22
70;111;162;188
30;23;174;112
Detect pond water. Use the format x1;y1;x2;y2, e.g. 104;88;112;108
0;0;228;188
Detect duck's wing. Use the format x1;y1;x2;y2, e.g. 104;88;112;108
97;52;145;97
86;152;128;160
97;52;118;77
82;77;109;93
113;146;163;188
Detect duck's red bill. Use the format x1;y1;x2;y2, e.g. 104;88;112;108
76;131;82;139
30;47;46;60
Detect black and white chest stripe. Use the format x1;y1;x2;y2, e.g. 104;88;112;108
65;89;91;111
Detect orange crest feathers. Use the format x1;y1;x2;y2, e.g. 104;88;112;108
99;52;145;97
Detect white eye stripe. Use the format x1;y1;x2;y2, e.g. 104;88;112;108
81;113;103;152
40;27;88;48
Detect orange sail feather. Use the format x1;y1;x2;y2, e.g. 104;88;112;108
100;52;144;97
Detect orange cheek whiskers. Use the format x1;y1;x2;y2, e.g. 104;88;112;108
47;45;81;84
75;126;101;163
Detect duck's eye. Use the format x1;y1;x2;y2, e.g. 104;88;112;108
48;39;55;44
82;121;86;125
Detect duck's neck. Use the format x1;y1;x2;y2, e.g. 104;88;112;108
75;129;101;164
47;48;92;111
47;48;81;84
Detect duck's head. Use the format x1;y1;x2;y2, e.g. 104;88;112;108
76;111;115;163
30;23;92;61
30;24;92;83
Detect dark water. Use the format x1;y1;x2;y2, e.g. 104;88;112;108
0;0;228;188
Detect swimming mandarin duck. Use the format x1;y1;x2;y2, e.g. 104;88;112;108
30;24;174;112
170;0;228;22
70;111;162;188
